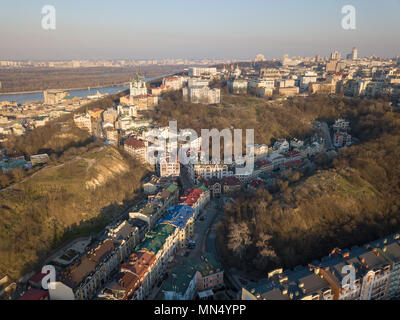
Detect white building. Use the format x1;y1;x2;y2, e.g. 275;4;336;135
162;76;183;90
182;86;220;104
74;113;92;133
300;71;317;91
272;139;290;154
159;157;181;177
228;79;248;94
188;67;217;78
193;164;233;180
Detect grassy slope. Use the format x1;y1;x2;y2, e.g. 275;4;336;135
0;146;147;279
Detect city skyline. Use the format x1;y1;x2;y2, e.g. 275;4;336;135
1;0;399;60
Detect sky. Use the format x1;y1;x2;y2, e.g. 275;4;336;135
0;0;399;60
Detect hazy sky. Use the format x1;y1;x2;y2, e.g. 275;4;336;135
1;0;399;60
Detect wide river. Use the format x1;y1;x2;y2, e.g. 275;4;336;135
0;74;170;104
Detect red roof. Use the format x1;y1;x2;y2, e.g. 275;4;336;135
249;179;263;188
285;150;300;157
164;76;179;81
256;159;273;167
124;137;145;149
180;188;204;207
29;271;49;285
221;176;241;186
17;288;49;300
283;160;303;167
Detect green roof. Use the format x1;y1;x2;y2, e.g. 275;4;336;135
162;259;197;293
136;224;176;254
162;254;223;294
166;184;178;193
196;185;209;192
198;253;223;277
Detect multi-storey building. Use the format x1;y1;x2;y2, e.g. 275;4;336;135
188;67;217;78
162;253;224;300
44;90;68;105
228;79;248;94
129;184;179;229
57;239;119;300
123;137;147;163
103;107;118;124
162;76;183;90
179;186;210;219
275;86;300;96
106;220;143;263
159;156;180;177
194;163;233;180
242;233;400;300
159;205;195;249
74;113;92;133
333;132;352;148
120;251;157;300
182;86;221;104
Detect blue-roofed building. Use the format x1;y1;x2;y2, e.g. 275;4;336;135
0;157;29;173
159;205;195;249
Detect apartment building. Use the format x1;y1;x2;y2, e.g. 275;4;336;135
333;132;352;148
105;128;118;144
162;76;183;90
221;176;242;195
248;78;275;95
242;233;400;300
162;259;198;300
195;253;224;294
106;220;143;263
159;157;180;177
194;163;233;180
123;137;147;163
182;86;221;104
44;90;68;105
120;94;158;111
179;186;210;219
228;79;248;94
58;239;119;300
73;113;92;133
309;82;336;95
132;224;180;299
101;270;141;300
242;266;334;300
159;205;195;249
272;139;290;154
300;71;317;91
275;86;300;97
87;108;104;120
188;67;217;77
103;107;118;124
120;251;157;300
162;253;224;300
129;184;179;229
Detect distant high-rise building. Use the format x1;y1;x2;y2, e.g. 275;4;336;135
352;47;358;60
330;51;341;61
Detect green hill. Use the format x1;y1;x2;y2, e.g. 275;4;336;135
0;146;147;279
